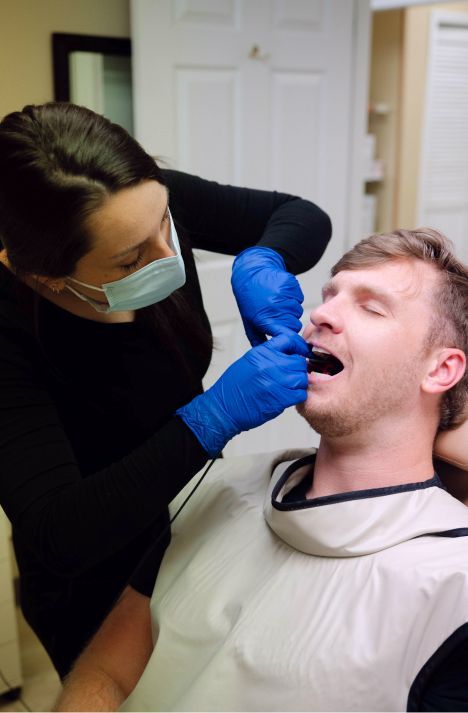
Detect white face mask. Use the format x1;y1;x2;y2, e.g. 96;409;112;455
66;211;186;313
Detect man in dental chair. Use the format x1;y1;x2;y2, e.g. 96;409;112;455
57;228;468;712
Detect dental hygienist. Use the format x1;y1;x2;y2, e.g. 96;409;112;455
0;103;331;678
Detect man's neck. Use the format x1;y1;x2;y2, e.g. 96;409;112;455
307;419;436;499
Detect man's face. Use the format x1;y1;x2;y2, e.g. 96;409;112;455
298;258;440;438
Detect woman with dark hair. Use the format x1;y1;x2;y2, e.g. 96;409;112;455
0;102;331;678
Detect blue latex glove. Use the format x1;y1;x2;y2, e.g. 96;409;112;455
231;246;304;346
176;332;309;457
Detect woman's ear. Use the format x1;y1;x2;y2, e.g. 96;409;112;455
422;348;466;395
1;251;66;294
32;275;67;294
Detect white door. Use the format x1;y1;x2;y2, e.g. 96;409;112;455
418;11;468;263
131;0;370;455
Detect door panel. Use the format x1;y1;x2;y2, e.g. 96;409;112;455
176;68;240;183
419;11;468;263
271;72;322;197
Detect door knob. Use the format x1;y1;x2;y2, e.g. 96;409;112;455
248;45;270;61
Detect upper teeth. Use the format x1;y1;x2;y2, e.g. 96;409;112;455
312;346;331;355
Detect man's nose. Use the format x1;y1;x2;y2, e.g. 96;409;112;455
309;299;343;333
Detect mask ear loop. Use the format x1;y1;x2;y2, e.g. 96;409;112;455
68;276;107;292
65;283;111;313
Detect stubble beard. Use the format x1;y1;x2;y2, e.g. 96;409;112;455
297;355;424;439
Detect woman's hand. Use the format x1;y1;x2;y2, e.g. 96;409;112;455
176;332;309;456
231;247;304;346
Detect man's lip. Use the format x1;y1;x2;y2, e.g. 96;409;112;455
307;369;345;384
308;370;343;384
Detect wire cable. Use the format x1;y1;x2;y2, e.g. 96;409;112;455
128;455;220;583
0;668;31;711
0;459;218;710
170;457;218;525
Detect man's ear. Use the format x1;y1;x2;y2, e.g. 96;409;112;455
422;348;466;395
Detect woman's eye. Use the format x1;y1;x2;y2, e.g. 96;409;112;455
160;206;170;228
120;253;145;273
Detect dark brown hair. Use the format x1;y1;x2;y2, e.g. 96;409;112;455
332;228;468;431
0;102;212;380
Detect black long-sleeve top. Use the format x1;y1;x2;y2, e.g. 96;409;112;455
0;170;331;676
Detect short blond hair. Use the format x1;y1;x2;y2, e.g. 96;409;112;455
331;228;468;431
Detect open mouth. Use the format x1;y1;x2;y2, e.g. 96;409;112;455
307;347;344;376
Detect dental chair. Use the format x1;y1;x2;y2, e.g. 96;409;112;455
434;411;468;504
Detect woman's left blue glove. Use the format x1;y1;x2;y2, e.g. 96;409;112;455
231;246;304;346
176;332;309;457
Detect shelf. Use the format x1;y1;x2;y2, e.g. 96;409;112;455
364;159;384;182
368;101;391;116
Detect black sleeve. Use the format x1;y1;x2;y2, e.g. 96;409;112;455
415;633;468;711
128;451;219;597
0;323;208;578
162;169;332;275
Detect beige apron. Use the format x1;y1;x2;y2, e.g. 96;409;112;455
122;450;468;712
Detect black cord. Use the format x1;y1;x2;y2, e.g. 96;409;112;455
0;459;218;710
129;455;219;583
170;456;218;525
0;669;31;711
0;458;218;711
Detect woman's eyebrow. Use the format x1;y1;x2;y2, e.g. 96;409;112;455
111;238;149;261
110;195;169;261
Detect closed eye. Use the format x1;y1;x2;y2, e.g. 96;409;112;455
362;304;385;316
120;252;145;273
118;207;170;274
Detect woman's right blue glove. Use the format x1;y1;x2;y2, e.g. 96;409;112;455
176;332;309;457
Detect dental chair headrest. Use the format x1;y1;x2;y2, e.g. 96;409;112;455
434;410;468;471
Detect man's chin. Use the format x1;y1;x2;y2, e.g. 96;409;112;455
296;401;358;438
